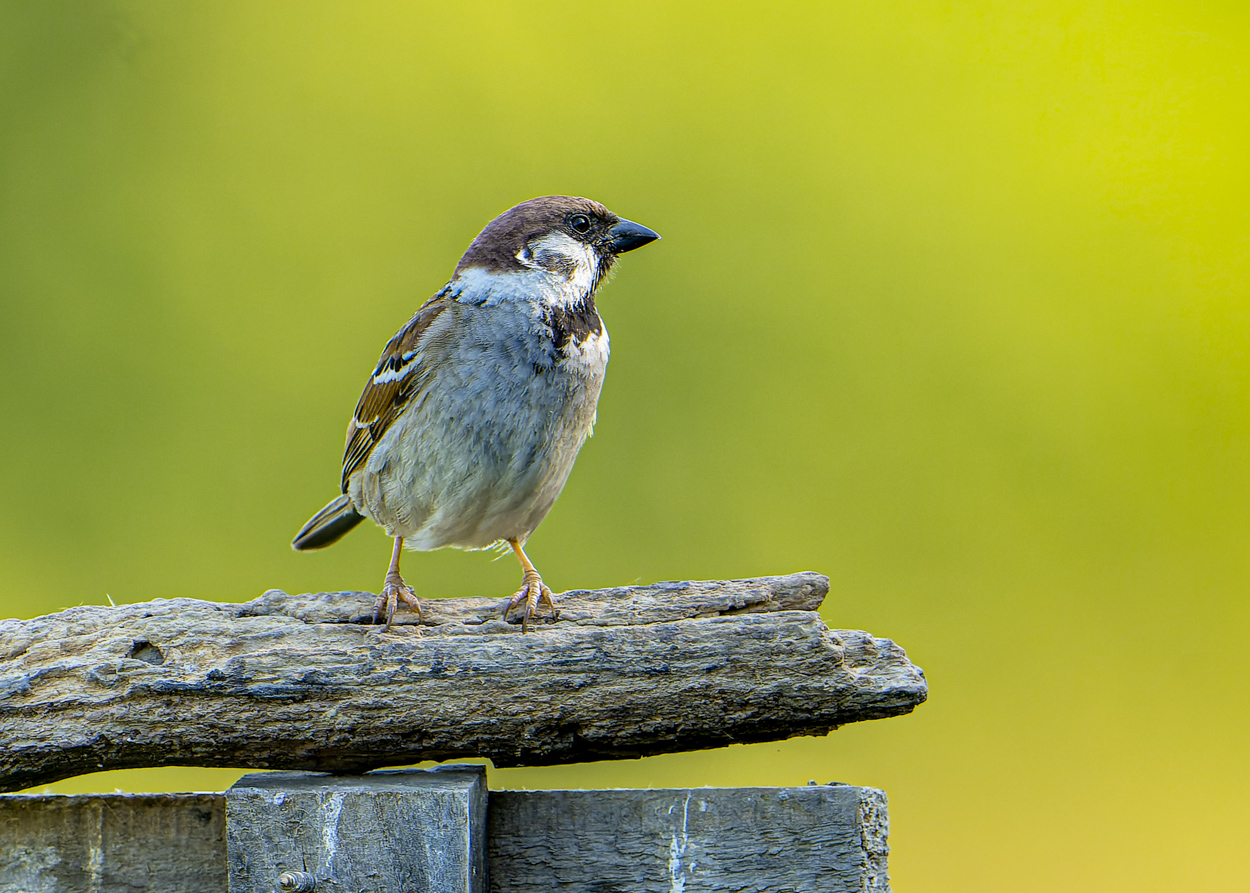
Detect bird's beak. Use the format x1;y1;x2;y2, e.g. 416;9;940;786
607;218;661;254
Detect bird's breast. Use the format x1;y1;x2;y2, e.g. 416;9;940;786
538;297;609;379
353;297;608;548
438;299;608;434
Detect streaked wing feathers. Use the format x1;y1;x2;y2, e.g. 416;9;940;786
340;293;450;492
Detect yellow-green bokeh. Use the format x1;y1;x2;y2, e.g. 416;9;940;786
3;2;1248;889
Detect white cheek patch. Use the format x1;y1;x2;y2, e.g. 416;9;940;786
524;231;599;295
456;240;598;310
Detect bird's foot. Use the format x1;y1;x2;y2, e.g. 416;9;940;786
372;573;422;631
504;572;557;632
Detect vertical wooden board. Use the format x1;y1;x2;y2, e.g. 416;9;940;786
226;766;487;893
0;794;225;893
487;784;890;893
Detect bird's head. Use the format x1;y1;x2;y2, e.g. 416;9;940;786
455;196;660;300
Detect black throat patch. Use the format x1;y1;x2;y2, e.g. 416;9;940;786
544;297;603;355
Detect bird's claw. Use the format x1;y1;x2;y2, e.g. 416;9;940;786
372;575;422;631
504;574;557;632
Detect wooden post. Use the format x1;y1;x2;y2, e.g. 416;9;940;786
225;767;487;893
0;793;226;892
489;783;889;892
1;779;889;892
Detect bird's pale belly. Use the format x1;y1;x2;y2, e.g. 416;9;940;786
349;329;607;551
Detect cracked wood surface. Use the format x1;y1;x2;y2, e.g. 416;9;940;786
0;572;927;792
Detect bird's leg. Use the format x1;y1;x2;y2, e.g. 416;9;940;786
372;536;422;630
503;538;557;632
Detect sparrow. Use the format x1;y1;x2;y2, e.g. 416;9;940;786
291;196;660;630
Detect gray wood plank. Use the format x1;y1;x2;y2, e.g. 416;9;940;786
0;573;927;792
0;781;890;892
489;785;890;893
226;767;487;893
0;793;225;893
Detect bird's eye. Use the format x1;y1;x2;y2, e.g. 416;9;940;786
569;214;591;234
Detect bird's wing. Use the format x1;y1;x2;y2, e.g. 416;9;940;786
341;292;451;492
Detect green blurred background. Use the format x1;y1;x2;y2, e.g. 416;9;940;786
2;1;1248;889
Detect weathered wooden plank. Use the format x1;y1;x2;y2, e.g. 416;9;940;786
0;781;890;892
0;573;927;792
0;793;225;893
489;784;890;893
241;572;831;627
226;767;487;893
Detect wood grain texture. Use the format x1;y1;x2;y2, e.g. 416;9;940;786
0;794;224;893
489;785;890;893
227;767;487;893
0;573;927;792
1;782;890;892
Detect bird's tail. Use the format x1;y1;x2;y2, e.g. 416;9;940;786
292;494;365;551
